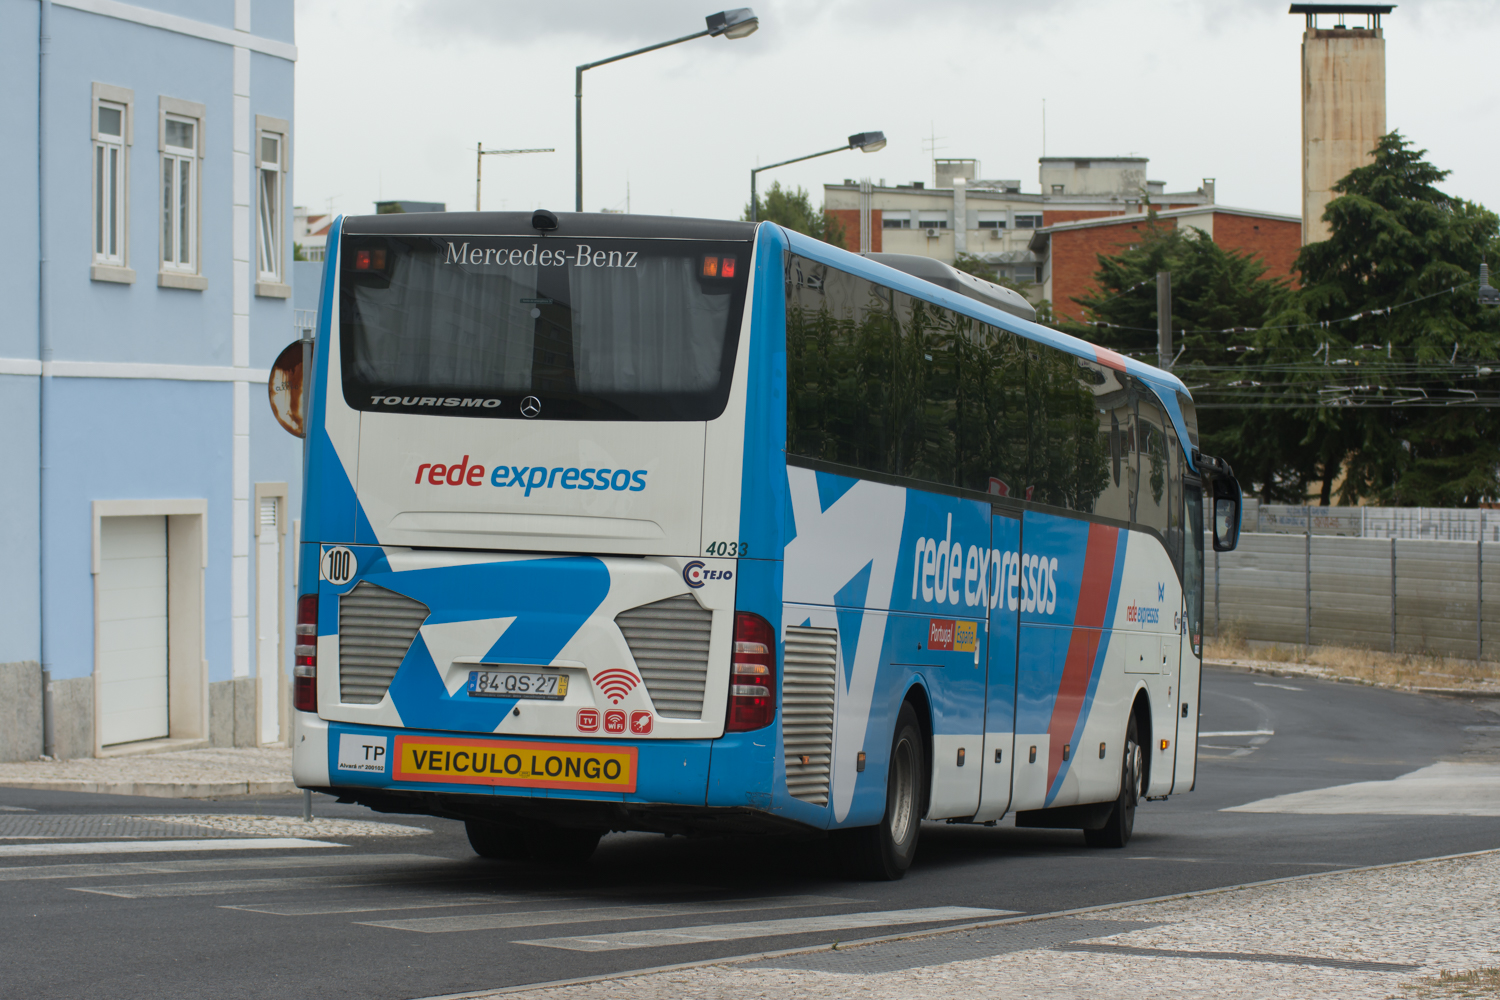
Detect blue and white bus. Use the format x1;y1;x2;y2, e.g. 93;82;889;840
282;209;1242;880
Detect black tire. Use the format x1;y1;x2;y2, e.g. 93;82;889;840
835;701;925;881
522;827;603;866
1085;713;1142;848
464;819;525;859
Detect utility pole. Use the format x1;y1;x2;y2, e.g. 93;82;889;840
1157;270;1172;369
476;145;554;211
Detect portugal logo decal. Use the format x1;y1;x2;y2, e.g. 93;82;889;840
683;560;707;588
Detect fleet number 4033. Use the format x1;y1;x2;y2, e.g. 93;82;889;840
705;541;748;557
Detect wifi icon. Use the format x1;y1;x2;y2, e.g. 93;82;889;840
592;669;640;704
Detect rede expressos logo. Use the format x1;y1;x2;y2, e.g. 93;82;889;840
413;456;648;497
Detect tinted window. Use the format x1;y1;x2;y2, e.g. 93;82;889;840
786;254;1111;513
339;235;749;420
1134;383;1171;536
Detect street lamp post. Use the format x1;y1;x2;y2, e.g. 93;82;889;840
576;8;758;213
749;132;887;223
476;144;554;211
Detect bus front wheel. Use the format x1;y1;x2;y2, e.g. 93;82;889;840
1085;714;1141;848
835;701;925;881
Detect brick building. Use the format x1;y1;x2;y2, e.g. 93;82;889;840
1028;206;1302;321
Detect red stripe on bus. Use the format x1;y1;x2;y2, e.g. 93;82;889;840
1095;347;1128;372
1045;523;1120;790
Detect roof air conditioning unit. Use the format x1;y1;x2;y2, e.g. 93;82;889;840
925;227;940;238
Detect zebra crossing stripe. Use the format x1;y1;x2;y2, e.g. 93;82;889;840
519;906;1014;951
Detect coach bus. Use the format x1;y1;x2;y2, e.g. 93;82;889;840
278;209;1242;880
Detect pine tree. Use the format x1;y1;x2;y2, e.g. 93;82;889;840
1272;132;1500;506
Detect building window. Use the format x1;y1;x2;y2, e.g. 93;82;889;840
918;219;948;229
91;84;135;281
255;115;291;295
94;103;126;264
1014;213;1043;229
1051;184;1065;194
977;220;1006;229
257;133;282;280
882;218;911;229
161;117;196;271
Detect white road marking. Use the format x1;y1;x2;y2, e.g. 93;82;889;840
74;870;478;898
1254;682;1304;691
0;853;436;882
0;806;37;812
225;896;511;916
518;906;1013;951
360;895;857;934
1128;857;1343;866
1224;762;1500;816
1201;731;1275;737
0;838;342;858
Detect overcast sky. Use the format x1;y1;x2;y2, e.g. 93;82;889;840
292;0;1497;223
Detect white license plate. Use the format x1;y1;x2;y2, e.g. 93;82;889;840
467;669;569;700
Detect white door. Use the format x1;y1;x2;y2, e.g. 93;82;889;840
98;516;170;746
256;496;283;744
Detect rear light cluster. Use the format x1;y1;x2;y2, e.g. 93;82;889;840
726;612;775;732
701;255;737;279
353;248;387;270
293;594;318;713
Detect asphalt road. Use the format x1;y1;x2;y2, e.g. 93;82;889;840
3;667;1498;1000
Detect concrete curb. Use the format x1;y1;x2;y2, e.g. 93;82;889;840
1206;658;1500;698
0;779;298;799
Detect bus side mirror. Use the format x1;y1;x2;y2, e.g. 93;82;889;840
1211;476;1241;552
269;339;307;438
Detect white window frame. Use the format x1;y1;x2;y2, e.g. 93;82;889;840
159;97;206;290
91;83;135;283
255;115;291;297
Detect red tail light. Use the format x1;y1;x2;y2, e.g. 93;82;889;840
726;611;776;732
293;594;318;713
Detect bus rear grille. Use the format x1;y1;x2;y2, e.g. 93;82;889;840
616;594;712;719
783;625;838;806
338;582;430;705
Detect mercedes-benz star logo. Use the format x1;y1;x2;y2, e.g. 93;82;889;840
519;396;542;418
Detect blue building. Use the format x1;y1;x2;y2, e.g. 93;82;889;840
1;0;305;759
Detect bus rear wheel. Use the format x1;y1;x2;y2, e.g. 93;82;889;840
835;701;925;881
465;819;525;860
1085;715;1141;849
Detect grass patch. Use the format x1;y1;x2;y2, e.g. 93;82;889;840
1204;628;1500;690
1401;966;1500;997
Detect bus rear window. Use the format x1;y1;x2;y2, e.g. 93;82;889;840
339;235;750;421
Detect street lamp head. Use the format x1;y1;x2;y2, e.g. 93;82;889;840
706;8;759;39
849;131;888;153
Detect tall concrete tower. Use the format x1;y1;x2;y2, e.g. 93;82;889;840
1292;4;1392;244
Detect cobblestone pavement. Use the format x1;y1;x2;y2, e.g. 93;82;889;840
0;747;294;797
481;850;1500;1000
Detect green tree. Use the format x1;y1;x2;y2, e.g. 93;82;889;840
1059;220;1305;500
1269;132;1500;506
743;181;846;246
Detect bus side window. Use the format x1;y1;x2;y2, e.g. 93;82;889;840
1083;361;1131;523
1132;379;1170;538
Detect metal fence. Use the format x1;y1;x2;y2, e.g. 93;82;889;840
1205;529;1497;660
